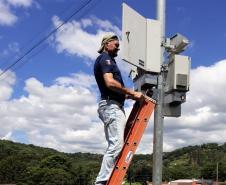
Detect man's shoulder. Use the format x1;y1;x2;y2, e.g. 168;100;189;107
96;52;112;63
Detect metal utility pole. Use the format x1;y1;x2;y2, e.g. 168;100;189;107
216;162;219;185
152;0;165;185
122;2;190;185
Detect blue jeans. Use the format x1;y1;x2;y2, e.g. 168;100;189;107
95;100;126;184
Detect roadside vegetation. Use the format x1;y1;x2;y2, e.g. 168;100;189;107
0;140;226;184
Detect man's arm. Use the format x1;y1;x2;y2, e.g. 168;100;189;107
103;73;143;101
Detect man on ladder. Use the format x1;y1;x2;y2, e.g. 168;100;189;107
93;34;144;185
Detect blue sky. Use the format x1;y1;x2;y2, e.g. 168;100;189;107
0;0;226;154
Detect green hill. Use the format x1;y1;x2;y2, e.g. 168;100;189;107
0;140;226;185
162;143;226;181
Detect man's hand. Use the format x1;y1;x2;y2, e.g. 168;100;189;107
127;91;144;101
132;91;143;101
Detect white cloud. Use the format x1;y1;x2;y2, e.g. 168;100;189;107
149;59;226;152
91;16;121;36
51;16;121;61
1;60;226;154
51;16;131;77
134;59;226;153
7;0;32;7
1;131;12;140
81;18;93;28
0;69;16;100
0;1;17;26
55;72;96;89
1;42;20;56
0;72;105;153
0;0;33;26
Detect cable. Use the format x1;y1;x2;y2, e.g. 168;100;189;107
0;0;79;70
0;44;48;81
0;0;94;78
0;0;94;72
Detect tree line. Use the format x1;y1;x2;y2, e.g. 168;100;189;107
0;140;226;185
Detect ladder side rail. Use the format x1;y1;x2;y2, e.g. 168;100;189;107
107;99;155;185
110;101;154;184
107;101;143;185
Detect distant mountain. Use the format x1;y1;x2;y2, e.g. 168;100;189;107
162;143;226;182
0;140;226;184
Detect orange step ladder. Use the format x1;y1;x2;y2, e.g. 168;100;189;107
106;97;156;185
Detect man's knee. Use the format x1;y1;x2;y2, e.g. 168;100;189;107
106;141;123;155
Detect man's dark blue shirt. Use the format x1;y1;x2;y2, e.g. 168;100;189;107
94;52;125;105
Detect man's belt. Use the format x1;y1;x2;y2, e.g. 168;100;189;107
101;96;124;107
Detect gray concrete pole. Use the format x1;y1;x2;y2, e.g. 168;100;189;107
216;162;219;184
152;0;165;185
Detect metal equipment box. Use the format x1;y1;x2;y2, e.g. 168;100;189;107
166;55;191;92
122;3;161;73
